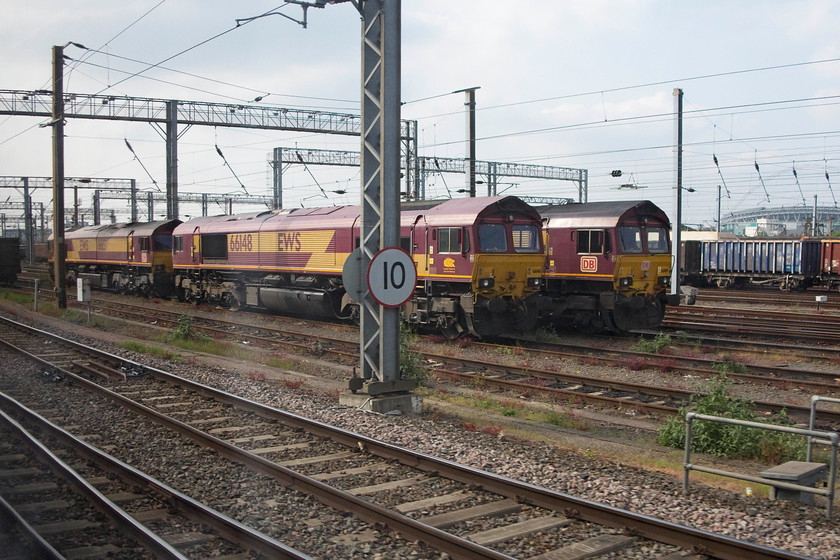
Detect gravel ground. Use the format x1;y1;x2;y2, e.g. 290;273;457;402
1;300;839;559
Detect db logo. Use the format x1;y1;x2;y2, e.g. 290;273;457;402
580;256;598;272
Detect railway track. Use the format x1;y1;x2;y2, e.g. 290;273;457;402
0;315;810;560
7;289;839;426
663;305;840;342
693;288;840;312
0;396;309;559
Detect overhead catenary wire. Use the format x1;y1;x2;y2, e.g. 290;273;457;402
296;151;327;198
65;0;168;90
825;160;837;206
792;161;807;205
712;154;731;198
215;143;249;195
123;139;160;191
433;158;453;198
753;152;771;202
93;3;291;97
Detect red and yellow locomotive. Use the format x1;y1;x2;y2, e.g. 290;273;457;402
540;200;676;332
171;196;546;338
53;220;180;297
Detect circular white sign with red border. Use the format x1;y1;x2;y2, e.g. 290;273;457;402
367;247;417;308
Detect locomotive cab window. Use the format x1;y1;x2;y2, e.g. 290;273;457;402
478;224;507;253
174;236;184;253
154;235;172;251
618;226;643;254
576;230;604;254
201;234;228;259
139;237;150;252
437;227;462;254
512;224;541;253
646;227;669;253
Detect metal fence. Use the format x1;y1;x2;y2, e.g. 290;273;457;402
683;412;839;519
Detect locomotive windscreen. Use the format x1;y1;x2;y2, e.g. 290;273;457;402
202;234;228;259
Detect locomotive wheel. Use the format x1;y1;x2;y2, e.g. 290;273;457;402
222;292;242;311
512;302;539;333
612;298;664;332
439;311;465;340
441;321;462;340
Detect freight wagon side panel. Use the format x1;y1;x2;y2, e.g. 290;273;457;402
823;240;840;276
803;240;822;276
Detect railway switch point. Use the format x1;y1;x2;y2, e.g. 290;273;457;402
759;461;827;505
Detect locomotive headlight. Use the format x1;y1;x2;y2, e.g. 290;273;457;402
619;276;633;287
658;276;670;286
478;277;495;289
527;277;541;288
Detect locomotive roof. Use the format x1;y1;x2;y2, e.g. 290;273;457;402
174;196;539;234
405;196;541;226
65;219;182;239
539;200;669;228
173;211;280;234
174;207;361;234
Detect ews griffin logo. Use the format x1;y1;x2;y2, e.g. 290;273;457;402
278;232;302;252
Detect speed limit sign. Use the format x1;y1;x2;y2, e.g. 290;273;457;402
367;247;417;308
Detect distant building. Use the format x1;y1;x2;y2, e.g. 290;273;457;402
720;205;840;237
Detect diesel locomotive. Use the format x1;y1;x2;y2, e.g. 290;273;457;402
539;200;678;332
56;220;181;297
170;196;546;338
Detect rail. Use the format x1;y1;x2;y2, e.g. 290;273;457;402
683;412;839;519
0;314;813;559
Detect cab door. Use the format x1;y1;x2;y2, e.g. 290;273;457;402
191;227;201;265
127;229;135;264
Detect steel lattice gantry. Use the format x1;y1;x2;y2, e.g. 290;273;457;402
95;190;274;222
0;176;136;262
0;89;420;218
0;89;362;132
271;146;588;203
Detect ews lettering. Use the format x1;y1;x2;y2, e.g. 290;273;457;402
278;232;302;252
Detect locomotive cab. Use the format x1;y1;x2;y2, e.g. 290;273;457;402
404;197;546;338
541;200;674;333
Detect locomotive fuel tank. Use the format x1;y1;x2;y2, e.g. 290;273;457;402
257;287;337;320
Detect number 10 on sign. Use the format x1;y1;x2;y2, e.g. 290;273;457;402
367;247;417;308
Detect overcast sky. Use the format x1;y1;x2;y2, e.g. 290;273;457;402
2;0;839;229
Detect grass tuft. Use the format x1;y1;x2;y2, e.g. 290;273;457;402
657;374;805;461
